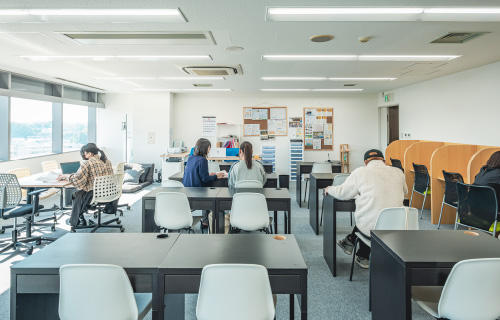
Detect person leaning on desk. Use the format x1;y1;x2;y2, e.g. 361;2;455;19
57;143;115;227
183;138;225;230
324;149;407;269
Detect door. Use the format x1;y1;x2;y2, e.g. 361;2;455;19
387;106;399;145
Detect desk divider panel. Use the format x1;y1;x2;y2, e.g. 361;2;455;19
384;140;420;166
404;142;444;210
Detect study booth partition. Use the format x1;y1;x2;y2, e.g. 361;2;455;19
430;145;500;225
384;140;420;166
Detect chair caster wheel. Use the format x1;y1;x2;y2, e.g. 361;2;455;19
51;226;56;231
0;230;4;234
36;239;41;245
71;228;76;233
120;212;124;216
35;213;39;217
27;247;33;255
120;227;125;232
127;206;131;210
116;220;121;224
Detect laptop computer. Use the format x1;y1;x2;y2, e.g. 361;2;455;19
209;148;226;158
60;161;81;174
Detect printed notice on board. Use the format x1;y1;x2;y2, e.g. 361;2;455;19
202;116;216;137
244;108;252;119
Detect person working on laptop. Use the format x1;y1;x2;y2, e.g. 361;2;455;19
57;143;114;227
324;149;407;269
228;141;267;188
183;138;225;230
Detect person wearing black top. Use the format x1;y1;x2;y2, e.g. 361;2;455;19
474;151;500;207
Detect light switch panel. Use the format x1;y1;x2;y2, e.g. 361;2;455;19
148;132;155;144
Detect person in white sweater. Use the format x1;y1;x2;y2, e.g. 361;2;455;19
324;149;407;268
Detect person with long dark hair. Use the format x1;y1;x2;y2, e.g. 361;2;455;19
57;143;114;226
474;151;500;207
228;141;267;188
183;138;224;187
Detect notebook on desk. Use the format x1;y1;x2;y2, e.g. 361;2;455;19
60;161;81;174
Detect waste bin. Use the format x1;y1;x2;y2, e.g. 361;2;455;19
278;175;289;189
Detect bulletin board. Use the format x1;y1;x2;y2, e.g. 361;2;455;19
243;106;288;137
303;107;334;151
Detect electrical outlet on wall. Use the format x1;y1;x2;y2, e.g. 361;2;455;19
148;132;155;144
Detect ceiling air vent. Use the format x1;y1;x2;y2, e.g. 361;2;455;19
343;84;356;87
181;65;243;76
428;32;488;44
193;83;213;87
58;32;216;45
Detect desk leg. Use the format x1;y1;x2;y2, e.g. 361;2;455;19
287;200;291;234
300;273;308;320
371;239;411;320
153;274;161;320
164;294;185;320
274;211;278;234
296;166;302;206
323;196;337;277
289;294;294;320
309;178;319;235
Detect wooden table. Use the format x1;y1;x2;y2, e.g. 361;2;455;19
142;187;222;233
295;161;341;206
10;233;180;320
168;171;278;188
322;194;356;277
308;173;344;235
216;187;292;234
158;234;308;320
371;230;500;319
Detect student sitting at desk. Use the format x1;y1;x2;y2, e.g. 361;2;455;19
324;149;407;269
473;151;500;207
228;141;267;188
57;143;114;227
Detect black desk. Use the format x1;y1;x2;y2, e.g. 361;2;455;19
158;234;308;320
216;188;292;234
168;172;278;188
219;162;274;174
10;233;180;320
296;161;341;206
322;195;356;277
308;173;344;235
371;230;500;320
142;187;221;233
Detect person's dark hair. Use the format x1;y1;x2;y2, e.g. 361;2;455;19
193;138;211;158
80;143;108;163
240;141;253;169
486;151;500;169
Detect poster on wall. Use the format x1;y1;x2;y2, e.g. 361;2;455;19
202;116;216;137
303;107;334;151
243;106;288;136
288;117;303;139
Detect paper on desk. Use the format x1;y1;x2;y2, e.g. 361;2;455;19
36;173;60;183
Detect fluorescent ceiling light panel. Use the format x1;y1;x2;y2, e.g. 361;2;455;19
262;77;327;81
0;8;186;23
263;55;460;61
328;77;396;81
59;32;215;45
266;7;500;22
182;89;232;92
312;89;364;91
21;55;212;61
135;88;231;92
260;89;311;92
96;76;224;80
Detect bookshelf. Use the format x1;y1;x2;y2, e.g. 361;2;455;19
340;144;350;173
216;123;240;148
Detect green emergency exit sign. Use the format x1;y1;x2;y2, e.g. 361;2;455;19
384;94;389;102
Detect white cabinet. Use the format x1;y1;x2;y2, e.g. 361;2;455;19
289;139;303;181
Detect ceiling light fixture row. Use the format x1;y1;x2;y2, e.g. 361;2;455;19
261;89;363;92
261;77;396;81
21;55;212;61
267;7;500;22
96;77;225;80
134;88;232;92
262;55;460;61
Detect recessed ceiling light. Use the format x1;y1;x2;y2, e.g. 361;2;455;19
95;77;157;80
21;55;212;61
329;77;396;81
262;77;327;81
266;7;500;22
159;77;225;80
312;89;364;91
262;55;460;61
310;35;334;43
182;89;232;92
260;89;311;92
27;9;182;16
225;46;244;51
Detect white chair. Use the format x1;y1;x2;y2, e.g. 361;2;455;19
412;258;500;320
59;264;152;320
72;174;124;233
230;193;272;233
304;162;332;206
349;207;419;311
320;174;351;226
196;264;275;320
155;192;199;233
7;168;31;200
235;180;263;188
41;160;59;172
114;162;130;215
162;180;184;187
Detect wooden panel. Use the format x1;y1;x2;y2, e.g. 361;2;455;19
430;144;479;225
467;148;500;183
385;140;419;165
404;142;444;210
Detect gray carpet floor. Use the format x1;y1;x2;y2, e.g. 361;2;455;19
0;182;449;319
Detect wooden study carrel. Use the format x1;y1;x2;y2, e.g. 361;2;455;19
243;106;287;136
304;107;333;151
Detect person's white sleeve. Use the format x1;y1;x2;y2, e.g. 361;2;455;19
327;173;359;200
402;173;408;196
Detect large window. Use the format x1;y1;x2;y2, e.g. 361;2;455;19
10;97;52;160
63;104;88;152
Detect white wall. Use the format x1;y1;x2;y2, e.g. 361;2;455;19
378;61;500;146
171;93;378;174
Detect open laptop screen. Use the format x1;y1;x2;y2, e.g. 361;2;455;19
60;161;81;174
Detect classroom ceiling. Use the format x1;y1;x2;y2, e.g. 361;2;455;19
1;0;500;94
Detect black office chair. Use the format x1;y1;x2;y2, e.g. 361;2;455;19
456;182;498;236
409;163;431;219
437;171;464;229
0;174;54;255
390;158;404;172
